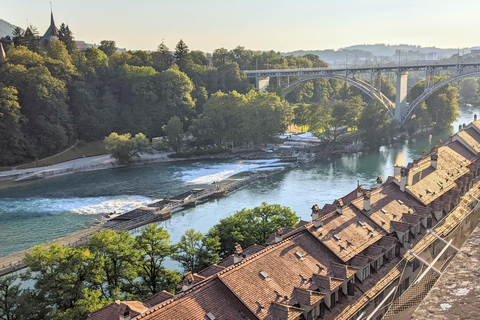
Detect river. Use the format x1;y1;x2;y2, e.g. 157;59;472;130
0;106;478;264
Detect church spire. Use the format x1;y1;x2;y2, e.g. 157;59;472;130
50;3;56;30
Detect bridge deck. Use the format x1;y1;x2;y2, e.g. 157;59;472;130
244;62;480;78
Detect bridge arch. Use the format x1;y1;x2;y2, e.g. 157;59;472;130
401;70;480;123
281;74;395;118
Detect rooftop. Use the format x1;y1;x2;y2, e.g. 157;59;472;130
308;204;385;262
351;181;419;233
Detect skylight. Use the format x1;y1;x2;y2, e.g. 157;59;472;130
381;209;388;214
295;251;304;259
259;271;268;279
333;234;341;241
358;220;365;226
206;312;216;320
397;199;404;205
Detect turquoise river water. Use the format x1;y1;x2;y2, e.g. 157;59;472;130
0;106;478;268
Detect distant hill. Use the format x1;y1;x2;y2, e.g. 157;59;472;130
0;19;19;38
282;44;480;66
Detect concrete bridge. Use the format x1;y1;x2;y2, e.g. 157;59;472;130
245;62;480;124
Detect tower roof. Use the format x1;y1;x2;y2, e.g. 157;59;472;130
42;10;59;38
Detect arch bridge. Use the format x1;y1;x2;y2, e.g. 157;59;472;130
244;63;480;124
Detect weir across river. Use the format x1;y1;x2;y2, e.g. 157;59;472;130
0;161;297;277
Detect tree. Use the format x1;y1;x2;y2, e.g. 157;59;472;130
2;45;74;159
87;230;140;300
23;244;96;318
172;229;220;273
151;41;173;71
174;39;189;71
459;78;479;104
207;202;299;258
98;40;117;56
0;85;25;165
134;225;180;297
0;275;22;320
358;101;391;149
22;26;41;54
154;67;195;127
104;132;150;165
58;23;77;54
163;116;185;153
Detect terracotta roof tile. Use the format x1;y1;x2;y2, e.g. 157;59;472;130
135;278;256;320
402;213;422;225
308;204;385;262
218;255;234;268
351;181;417;233
197;264;226;278
143;291;174;308
390;220;411;233
218;231;341;319
88;300;148;320
403;144;471;205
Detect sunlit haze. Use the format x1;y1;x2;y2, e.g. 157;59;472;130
3;0;480;52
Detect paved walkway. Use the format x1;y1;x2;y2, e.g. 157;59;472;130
0;151;174;181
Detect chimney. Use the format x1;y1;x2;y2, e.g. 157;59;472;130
274;226;283;243
234;245;243;264
314;217;322;228
356;185;364;198
400;167;409;192
475;114;478;121
363;191;371;211
119;309;131;320
459;124;462;132
431;153;438;169
376;176;383;188
463;123;466;129
182;272;195;291
336;199;343;215
311;204;320;221
393;165;403;176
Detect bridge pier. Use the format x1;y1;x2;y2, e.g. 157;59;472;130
256;77;270;92
395;71;408;122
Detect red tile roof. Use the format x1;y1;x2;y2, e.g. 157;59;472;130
143;291;174;308
135;278;256;320
308;203;385;262
88;301;148;320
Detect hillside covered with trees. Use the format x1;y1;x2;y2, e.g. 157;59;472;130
0;24;468;165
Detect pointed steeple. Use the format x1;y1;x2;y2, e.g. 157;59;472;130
41;7;59;48
50;10;56;31
0;43;6;60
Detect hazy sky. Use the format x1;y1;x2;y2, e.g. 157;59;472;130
2;0;480;53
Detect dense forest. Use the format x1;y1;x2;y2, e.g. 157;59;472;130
0;25;472;165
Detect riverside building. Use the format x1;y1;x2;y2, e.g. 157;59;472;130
88;118;480;320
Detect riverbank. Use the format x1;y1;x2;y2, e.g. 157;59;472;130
0;146;291;183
